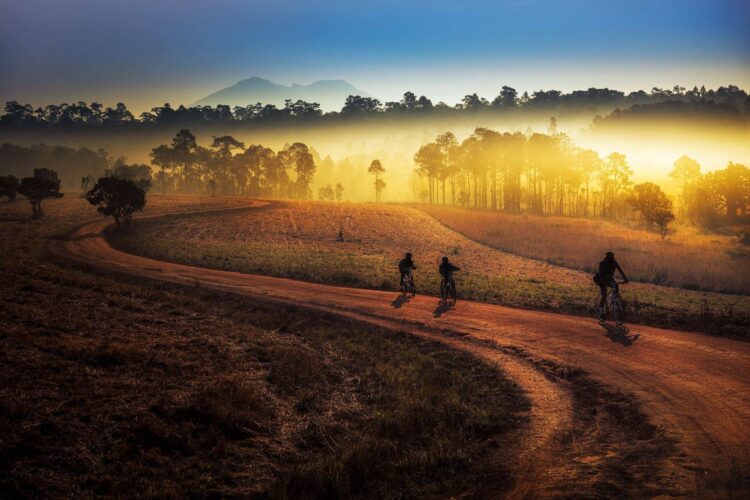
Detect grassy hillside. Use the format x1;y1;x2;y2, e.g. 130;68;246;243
109;200;749;337
419;205;750;294
0;195;527;497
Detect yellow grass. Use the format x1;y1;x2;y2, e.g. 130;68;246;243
110;200;750;335
419;206;750;294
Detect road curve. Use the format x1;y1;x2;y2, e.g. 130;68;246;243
49;205;750;497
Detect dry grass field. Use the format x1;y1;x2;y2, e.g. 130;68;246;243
110;200;750;336
420;205;750;294
1;195;527;497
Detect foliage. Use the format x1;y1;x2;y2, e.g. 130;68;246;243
2;85;747;129
85;176;147;227
0;143;109;184
17;168;63;218
0;174;19;201
628;182;673;232
682;162;750;226
368;159;386;202
149;130;318;198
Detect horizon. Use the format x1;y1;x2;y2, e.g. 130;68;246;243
2;0;749;113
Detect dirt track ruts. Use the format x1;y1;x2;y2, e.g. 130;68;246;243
49;202;750;497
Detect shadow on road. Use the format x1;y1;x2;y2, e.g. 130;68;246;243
391;295;409;308
599;322;640;346
433;301;452;318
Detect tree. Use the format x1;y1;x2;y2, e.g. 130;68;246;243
576;149;603;216
599;153;633;217
85;177;146;228
652;208;675;240
106;161;152;192
280;143;316;199
18;168;63;218
81;175;93;194
670;156;701;218
492;86;518;108
368;159;386;202
335;183;345;201
414;143;443;204
704;162;750;223
0;175;19;201
318;184;334;201
628;182;673;228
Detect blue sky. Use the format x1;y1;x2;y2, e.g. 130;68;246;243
1;0;748;111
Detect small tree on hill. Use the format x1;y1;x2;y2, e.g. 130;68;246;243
18;168;63;218
86;177;146;228
0;175;20;201
335;183;345;201
368;159;386;202
628;182;672;227
653;207;675;240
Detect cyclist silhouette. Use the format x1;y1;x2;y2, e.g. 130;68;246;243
439;256;460;296
594;251;629;309
398;252;417;282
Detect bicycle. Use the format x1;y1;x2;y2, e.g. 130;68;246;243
400;271;416;298
440;276;457;306
595;280;627;325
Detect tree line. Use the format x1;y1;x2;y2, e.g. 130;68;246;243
412;126;749;234
2;85;747;128
150;130;317;198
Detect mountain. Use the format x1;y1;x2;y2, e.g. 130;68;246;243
192;77;370;111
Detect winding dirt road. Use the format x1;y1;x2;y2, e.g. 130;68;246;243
50;203;750;497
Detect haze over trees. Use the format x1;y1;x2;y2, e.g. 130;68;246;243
150;130;318;198
0;143;110;189
2;84;747;129
412;128;749;232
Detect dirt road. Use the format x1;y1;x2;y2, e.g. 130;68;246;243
50;205;750;497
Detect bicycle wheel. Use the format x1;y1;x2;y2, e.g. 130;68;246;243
409;277;416;297
440;280;448;301
594;294;606;321
448;281;457;305
400;276;408;297
611;296;626;325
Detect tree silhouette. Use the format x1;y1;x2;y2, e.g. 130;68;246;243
85;177;146;228
0;175;19;201
18;168;63;218
653;208;675;239
599;153;633;217
368;159;386;202
318;184;334;201
335;183;345;201
629;182;673;229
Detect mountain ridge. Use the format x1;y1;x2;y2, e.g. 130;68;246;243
192;77;369;110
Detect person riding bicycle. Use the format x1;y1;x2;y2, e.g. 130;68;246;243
398;252;417;283
439;256;460;289
594;251;629;309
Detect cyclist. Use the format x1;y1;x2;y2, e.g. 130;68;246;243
398;252;417;287
594;251;629;309
439;256;460;296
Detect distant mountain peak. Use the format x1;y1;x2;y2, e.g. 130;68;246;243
192;77;369;111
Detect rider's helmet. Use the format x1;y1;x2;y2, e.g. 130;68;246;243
442;256;449;263
605;251;615;260
405;252;412;260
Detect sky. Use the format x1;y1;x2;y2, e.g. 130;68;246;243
1;0;749;112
